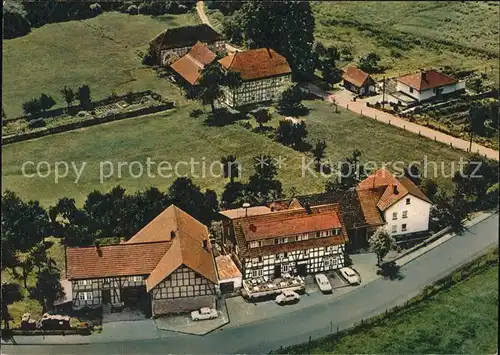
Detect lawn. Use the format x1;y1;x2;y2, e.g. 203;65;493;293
312;1;499;82
2;11;200;118
2;99;467;207
278;263;499;354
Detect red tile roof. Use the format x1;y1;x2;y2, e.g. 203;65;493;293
219;206;272;219
218;48;292;81
244;236;345;258
66;242;171;280
342;66;373;88
356;188;385;227
66;205;218;289
215;255;242;281
170;42;216;85
357;168;431;212
397;70;458;91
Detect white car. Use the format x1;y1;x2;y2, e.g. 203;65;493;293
190;307;218;321
275;290;300;305
340;267;361;285
314;273;332;293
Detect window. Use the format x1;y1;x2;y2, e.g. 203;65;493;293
406;198;411;205
320;230;332;237
103;278;111;284
281;264;289;273
251;268;263;278
402;224;408;232
402;211;408;219
79;292;92;301
274;237;287;244
391;225;397;233
392;212;398;220
333;229;340;236
249;241;262;248
251;256;262;264
77;280;89;286
298;234;309;241
132;276;142;282
409;87;414;93
432;88;436;93
278;252;285;259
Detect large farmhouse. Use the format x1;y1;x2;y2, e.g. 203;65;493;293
218;48;292;108
356;168;432;237
220;204;347;280
396;69;465;102
66;205;218;317
150;24;225;65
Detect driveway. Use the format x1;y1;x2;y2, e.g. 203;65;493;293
3;214;498;354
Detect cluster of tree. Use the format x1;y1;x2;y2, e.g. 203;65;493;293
220;155;284;208
467;99;499;141
277;85;308;116
1;191;64;326
222;1;316;79
188;62;243;112
313;42;343;85
121;1;195;15
275;119;308;150
3;1;102;39
205;1;244;15
358;52;381;74
21;85;92;118
324;149;367;192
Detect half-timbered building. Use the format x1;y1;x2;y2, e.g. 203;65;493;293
218;48;292;108
221;204;347;280
66;205;218;316
150;24;225;65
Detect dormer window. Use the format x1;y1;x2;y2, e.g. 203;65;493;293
249;241;262;248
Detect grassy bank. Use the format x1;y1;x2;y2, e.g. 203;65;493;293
2;11;200;118
275;247;499;354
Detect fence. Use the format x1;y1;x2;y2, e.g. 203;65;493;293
4;90;159;124
2;102;175;145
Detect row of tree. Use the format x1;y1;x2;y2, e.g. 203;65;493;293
22;85;91;118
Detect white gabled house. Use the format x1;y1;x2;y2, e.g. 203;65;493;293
396;69;465;102
356;168;432;237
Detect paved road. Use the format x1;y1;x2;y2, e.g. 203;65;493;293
301;83;499;161
196;1;241;53
3;213;498;355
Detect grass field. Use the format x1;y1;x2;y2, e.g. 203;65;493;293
312;1;499;82
2;11;200;118
2;99;467;207
279;263;499;354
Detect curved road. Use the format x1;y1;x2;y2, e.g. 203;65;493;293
3;213;498;354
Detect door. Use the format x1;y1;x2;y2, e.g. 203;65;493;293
102;289;111;304
296;263;307;277
274;264;282;279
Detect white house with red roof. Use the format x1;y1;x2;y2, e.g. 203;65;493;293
396;69;465;102
357;168;432;237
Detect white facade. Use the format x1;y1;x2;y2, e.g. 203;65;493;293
396;81;465;101
222;74;292;107
243;244;344;280
383;195;431;237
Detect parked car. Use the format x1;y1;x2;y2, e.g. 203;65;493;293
190;307;218;321
340;267;361;285
314;273;332;293
275;290;300;305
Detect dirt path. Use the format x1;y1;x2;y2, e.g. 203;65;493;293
196;1;242;53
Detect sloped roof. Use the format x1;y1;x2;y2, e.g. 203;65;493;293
356;188;385;226
66;205;218;289
215;255;242;281
170;42;217;85
397;69;458;91
357;168;431;212
151;24;223;50
66;242;172;280
219;206;272;219
218;48;292;80
342;66;373;88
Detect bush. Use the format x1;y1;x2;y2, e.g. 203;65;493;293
190;108;203;118
142;49;155;66
89;3;102;14
127;5;138;15
28;119;46;129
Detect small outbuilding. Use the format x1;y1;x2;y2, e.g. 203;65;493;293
215;255;242;294
342;66;376;96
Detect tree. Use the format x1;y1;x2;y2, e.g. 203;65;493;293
358;52;381;73
22;98;41;117
327;149;366;191
30;264;64;312
430;189;470;234
252;108;271;128
223;70;243;90
209;220;224;248
197;62;225;112
275;119;308;149
278;85;307;116
404;164;421;186
3;0;31;39
39;93;56;112
311;140;327;170
221;181;246;209
237;1;316;79
60;86;75;109
420;178;438;201
246;155;283;203
220;155;240;184
1;283;22;330
77;85;92;106
368;227;396;265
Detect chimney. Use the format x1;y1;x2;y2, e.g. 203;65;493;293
170;230;176;239
421;70;427;81
270;206;275;212
393;185;399;194
267;48;272;58
202;239;208;251
94;240;102;257
304;202;312;214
